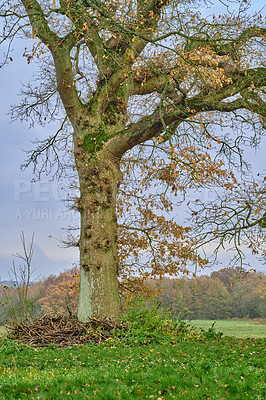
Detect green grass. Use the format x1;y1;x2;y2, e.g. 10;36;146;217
0;337;265;399
190;320;266;339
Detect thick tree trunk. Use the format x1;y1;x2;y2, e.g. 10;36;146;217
75;146;122;322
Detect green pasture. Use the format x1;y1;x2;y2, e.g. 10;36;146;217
190;319;266;339
0;336;265;399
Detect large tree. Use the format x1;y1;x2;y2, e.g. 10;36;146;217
1;0;265;321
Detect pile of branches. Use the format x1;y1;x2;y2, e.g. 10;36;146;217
6;315;127;347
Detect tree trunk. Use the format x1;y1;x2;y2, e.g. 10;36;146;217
75;145;122;322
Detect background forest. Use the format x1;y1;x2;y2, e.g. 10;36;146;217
1;266;265;325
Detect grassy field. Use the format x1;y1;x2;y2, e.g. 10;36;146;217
190;319;266;339
0;336;265;399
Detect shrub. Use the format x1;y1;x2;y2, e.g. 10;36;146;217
118;296;198;345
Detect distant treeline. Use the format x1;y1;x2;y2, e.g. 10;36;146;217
148;268;266;320
0;267;265;324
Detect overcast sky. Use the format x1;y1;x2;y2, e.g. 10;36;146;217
0;53;79;280
0;0;265;281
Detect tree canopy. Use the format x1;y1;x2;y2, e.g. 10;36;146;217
0;0;265;320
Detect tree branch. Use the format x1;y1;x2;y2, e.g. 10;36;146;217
108;66;266;158
21;0;59;49
90;0;172;114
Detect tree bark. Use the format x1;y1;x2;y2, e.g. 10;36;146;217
74;139;122;321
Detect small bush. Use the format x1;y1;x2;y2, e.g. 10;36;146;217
198;322;223;340
118;296;198;344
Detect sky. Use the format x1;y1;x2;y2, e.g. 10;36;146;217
0;53;79;281
0;0;265;281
